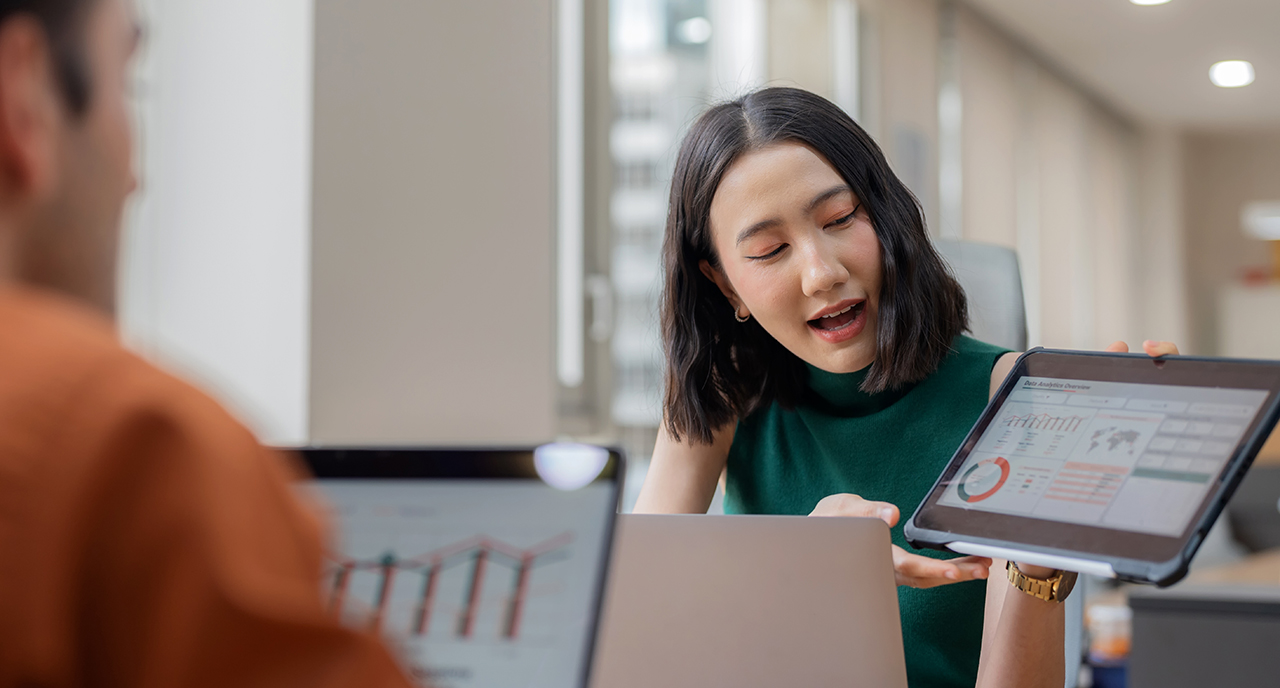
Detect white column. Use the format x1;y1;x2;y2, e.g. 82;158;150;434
121;0;313;444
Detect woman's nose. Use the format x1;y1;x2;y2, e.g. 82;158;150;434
800;241;849;297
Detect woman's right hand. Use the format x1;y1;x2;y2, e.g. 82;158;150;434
809;493;992;589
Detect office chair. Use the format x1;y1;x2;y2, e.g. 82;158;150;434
934;238;1083;688
934;238;1028;352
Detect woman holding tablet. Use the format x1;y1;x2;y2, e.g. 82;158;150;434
633;87;1177;687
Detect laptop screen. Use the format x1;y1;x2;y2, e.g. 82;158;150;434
298;446;622;688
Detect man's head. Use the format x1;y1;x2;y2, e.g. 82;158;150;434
0;0;138;314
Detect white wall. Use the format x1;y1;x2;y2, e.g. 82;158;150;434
1184;129;1280;355
123;0;561;447
307;0;558;445
953;4;1180;353
121;0;313;444
869;0;941;224
1136;127;1189;349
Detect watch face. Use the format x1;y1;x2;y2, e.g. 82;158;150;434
1056;571;1079;602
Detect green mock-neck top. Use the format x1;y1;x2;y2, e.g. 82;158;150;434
725;335;1010;688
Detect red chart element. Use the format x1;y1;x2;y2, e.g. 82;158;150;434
326;532;572;641
957;456;1011;502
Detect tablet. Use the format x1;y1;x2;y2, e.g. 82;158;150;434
905;349;1280;586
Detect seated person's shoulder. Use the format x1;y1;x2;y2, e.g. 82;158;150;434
951;334;1011;359
0;287;261;469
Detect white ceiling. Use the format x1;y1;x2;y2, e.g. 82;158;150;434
965;0;1280;129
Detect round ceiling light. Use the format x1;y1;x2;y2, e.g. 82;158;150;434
676;17;712;45
1130;0;1171;5
1210;60;1256;88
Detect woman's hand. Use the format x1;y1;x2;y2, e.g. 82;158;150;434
1106;340;1180;357
809;493;992;588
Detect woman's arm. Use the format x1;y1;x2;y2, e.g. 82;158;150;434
976;350;1064;687
976;556;1066;688
976;341;1179;687
633;422;735;514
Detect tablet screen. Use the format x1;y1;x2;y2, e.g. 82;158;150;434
938;376;1269;537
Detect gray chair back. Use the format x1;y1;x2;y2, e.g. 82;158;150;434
934;238;1028;352
933;238;1082;688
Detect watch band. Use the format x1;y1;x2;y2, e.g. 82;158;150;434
1006;561;1078;603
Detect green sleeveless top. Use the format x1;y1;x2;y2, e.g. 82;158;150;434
724;335;1010;688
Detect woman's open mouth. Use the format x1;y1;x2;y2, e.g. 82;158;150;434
807;300;867;343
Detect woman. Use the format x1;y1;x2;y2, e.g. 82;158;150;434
634;87;1176;687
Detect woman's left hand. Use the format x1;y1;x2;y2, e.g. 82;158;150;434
1105;340;1180;357
809;494;992;588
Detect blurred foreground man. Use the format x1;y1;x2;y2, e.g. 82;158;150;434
0;1;412;686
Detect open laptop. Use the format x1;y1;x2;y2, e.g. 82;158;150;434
298;445;623;688
591;514;908;688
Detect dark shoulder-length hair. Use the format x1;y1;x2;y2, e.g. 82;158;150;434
661;86;968;445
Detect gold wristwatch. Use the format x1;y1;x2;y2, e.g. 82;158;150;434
1006;561;1078;603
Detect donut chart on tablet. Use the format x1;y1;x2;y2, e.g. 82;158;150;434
957;457;1011;503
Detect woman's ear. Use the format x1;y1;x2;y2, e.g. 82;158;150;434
698;259;742;311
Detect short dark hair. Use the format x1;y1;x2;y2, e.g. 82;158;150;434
661;87;968;444
0;0;94;115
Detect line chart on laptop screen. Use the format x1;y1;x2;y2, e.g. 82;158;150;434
306;479;612;688
326;532;574;642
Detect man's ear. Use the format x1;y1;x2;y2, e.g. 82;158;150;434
0;16;60;198
698;259;742;311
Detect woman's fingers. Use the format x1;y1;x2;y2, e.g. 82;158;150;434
1106;340;1181;357
808;495;995;587
1142;340;1180;356
809;493;900;527
891;546;992;588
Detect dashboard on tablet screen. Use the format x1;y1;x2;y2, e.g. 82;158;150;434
938;376;1269;537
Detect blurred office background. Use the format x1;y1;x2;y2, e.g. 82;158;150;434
117;0;1280;505
119;0;1278;569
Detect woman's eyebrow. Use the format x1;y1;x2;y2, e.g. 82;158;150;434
735;218;782;247
805;185;853;213
734;185;854;247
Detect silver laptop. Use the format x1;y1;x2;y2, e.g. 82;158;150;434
591;514;907;688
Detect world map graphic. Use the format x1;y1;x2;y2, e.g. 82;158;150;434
1087;427;1141;455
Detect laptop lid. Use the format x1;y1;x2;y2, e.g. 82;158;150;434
299;445;623;688
591;514;907;688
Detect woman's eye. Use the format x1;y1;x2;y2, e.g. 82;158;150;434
747;245;787;261
826;203;862;229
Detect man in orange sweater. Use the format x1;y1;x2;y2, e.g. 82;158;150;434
0;1;414;686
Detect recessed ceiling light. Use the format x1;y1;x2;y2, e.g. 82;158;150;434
1130;0;1171;5
676;17;712;45
1210;60;1256;88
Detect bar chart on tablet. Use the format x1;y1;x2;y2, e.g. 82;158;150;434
979;402;1095;460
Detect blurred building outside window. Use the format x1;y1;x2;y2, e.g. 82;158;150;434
606;0;857;511
609;0;718;510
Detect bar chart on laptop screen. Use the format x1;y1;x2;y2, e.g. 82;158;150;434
307;480;612;688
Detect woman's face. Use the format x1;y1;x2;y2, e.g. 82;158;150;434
702;142;882;374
